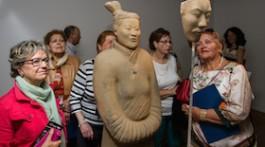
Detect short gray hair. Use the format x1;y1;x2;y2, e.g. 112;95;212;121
9;40;47;78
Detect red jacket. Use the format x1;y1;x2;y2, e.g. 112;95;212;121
0;83;65;147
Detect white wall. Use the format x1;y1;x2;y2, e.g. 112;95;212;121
0;0;190;94
1;0;264;112
212;0;265;112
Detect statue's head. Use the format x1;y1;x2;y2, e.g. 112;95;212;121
180;0;212;43
105;1;141;50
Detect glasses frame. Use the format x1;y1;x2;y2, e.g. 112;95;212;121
22;57;49;67
158;40;172;44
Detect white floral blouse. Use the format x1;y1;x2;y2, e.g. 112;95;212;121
192;62;254;147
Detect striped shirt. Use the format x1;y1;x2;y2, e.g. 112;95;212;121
69;59;103;125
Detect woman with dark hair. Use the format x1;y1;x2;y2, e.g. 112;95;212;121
44;29;80;146
223;26;247;65
44;29;80;119
69;30;116;147
149;27;182;147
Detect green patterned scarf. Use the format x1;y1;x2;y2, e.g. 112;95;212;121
15;76;61;125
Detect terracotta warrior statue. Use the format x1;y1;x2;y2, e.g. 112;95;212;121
180;0;212;43
93;1;161;147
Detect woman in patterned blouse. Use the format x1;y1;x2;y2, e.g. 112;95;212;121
182;28;255;147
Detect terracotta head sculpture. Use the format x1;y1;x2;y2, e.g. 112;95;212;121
180;0;212;42
105;1;141;50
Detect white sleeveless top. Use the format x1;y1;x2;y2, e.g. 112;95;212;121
153;55;180;116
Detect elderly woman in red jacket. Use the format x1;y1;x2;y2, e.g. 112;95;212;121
0;40;65;147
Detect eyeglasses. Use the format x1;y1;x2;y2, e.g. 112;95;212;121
23;57;49;67
159;40;172;44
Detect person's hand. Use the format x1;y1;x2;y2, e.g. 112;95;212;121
181;103;189;115
64;112;70;122
181;104;201;122
169;86;178;95
79;122;94;140
41;128;61;147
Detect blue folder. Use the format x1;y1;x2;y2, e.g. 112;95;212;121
193;84;240;143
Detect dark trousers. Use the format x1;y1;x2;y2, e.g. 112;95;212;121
154;115;181;147
67;114;78;147
172;98;188;147
76;124;103;147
